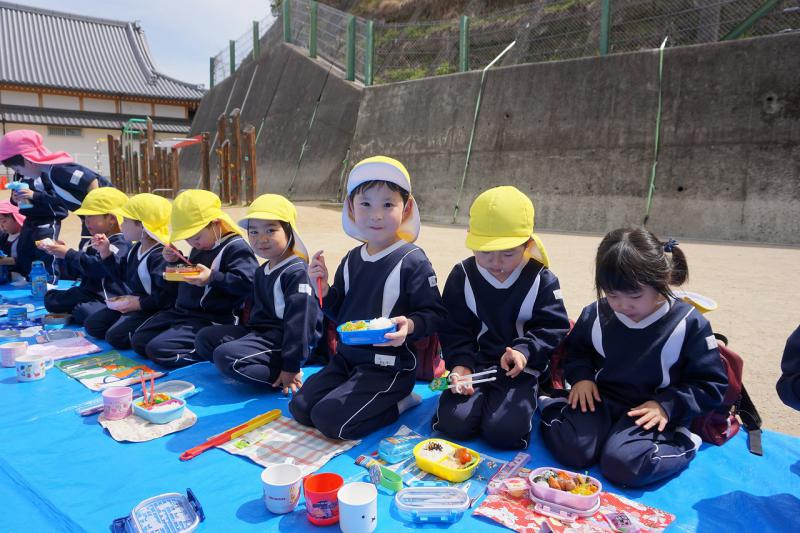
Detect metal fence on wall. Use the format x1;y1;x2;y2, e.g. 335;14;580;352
209;0;799;87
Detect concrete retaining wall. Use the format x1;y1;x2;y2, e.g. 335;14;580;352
185;31;799;244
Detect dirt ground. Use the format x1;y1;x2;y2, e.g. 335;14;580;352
52;200;799;436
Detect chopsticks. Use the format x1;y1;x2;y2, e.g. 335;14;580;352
139;370;156;408
167;244;193;266
316;278;324;308
448;368;497;389
179;409;281;461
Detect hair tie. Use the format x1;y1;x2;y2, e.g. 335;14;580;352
663;238;679;253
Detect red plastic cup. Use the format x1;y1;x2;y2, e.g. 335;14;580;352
303;472;344;525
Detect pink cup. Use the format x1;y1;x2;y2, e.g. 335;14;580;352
102;386;133;420
0;341;27;367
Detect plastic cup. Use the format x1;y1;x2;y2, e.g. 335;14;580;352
0;341;27;367
337;482;377;533
15;354;53;382
303;472;344;525
261;463;303;514
102;386;133;420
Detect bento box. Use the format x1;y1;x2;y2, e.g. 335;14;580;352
163;266;203;282
132;394;185;424
336;317;396;345
528;467;602;518
413;438;480;483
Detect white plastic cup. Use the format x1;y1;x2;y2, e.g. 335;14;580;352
15;354;53;382
0;341;27;367
261;463;303;514
337;482;377;533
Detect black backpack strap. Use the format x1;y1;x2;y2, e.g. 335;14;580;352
737;384;763;456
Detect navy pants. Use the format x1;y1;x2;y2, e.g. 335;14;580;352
84;307;152;349
18;219;61;281
130;309;220;367
290;355;416;440
44;286;104;325
432;367;539;449
195;325;283;387
540;395;701;487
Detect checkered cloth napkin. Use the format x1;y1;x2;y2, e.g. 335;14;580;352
218;415;360;475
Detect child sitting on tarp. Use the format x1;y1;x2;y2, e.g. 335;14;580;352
777;326;800;411
432;186;570;449
195;194;322;392
83;193;178;349
39;187;131;325
290;156;446;440
540;228;728;487
0;130;111;281
0;201;24;271
131;190;258;367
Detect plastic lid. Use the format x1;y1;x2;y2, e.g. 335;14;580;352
395;487;469;515
112;489;204;533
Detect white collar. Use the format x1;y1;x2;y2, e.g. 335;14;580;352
137;241;158;260
475;258;526;289
7;233;19;242
360;239;406;262
263;255;297;275
614;299;671;329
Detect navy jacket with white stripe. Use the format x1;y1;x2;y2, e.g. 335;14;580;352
101;242;177;313
440;256;570;374
11;164;110;221
247;256;323;373
172;234;258;323
323;240;446;368
63;233;131;298
777;326;800;410
564;298;728;424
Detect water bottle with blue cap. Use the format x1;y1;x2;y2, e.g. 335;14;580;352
30;260;48;298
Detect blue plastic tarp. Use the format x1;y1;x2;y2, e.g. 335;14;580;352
1;283;798;532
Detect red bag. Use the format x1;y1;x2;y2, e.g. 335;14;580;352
690;335;762;454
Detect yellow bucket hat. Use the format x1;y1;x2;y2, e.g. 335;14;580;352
465;186;551;267
73;187;128;223
238;194;309;261
113;193;172;244
169;189;246;243
342;155;421;243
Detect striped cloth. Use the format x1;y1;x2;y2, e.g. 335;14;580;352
218;415;360;475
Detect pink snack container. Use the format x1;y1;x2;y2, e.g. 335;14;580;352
102;386;133;420
528;467;602;512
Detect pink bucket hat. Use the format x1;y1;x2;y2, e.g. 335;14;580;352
0;130;73;165
0;201;25;227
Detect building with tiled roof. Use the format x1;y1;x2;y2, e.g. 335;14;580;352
0;1;204;175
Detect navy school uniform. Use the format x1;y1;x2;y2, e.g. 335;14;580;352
44;233;131;325
83;242;178;349
0;232;19;263
540;298;728;487
432;257;570;449
130;234;258;367
289;240;446;440
12;165;110;279
777;326;800;411
195;255;323;387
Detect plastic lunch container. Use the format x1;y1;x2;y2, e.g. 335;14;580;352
132;396;186;424
111;489;204;533
378;434;424;463
163;266;203;282
413;439;481;483
395;487;469;523
528;467;602;513
336;321;396;345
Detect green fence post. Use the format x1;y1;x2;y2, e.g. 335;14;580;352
721;0;781;40
600;0;611;55
209;57;215;89
365;20;375;86
283;0;291;42
253;20;260;60
346;15;356;82
309;1;318;58
229;40;235;75
459;15;470;72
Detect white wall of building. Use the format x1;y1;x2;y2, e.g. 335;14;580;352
0;89;38;106
154;103;186;119
120;101;150;115
83;97;116;113
41;94;80;111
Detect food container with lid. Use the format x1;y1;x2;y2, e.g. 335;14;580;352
413;438;481;483
528;467;602;520
336;318;396;345
395;487;469;523
111;489;204;533
378;434;424;463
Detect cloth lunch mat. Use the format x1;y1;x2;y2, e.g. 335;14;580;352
375;426;507;501
28;335;101;360
99;408;197;443
55;351;166;391
218;415;360;475
475;492;675;533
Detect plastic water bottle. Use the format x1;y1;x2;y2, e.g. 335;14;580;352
30;260;48;298
5;182;33;209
